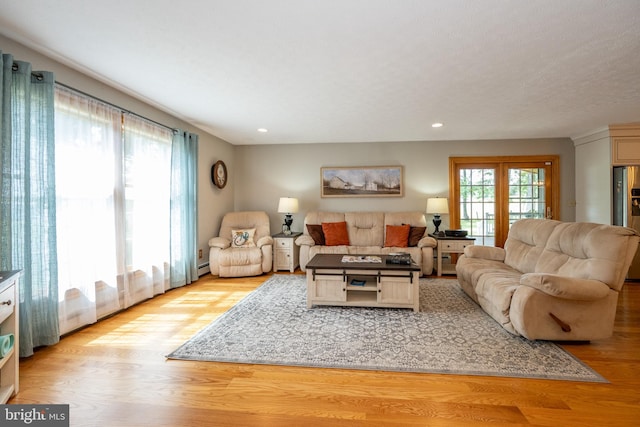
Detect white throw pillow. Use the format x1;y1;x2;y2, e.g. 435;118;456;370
231;228;256;248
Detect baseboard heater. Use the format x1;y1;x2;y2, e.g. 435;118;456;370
198;262;210;277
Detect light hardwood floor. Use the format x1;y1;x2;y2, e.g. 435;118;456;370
10;273;640;427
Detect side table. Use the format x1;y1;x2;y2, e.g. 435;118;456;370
272;232;302;272
429;234;475;276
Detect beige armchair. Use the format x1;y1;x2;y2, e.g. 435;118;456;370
209;211;273;277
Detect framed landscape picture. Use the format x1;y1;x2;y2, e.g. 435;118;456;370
321;166;404;198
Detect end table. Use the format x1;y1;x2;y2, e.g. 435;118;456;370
429;233;475;276
272;232;302;272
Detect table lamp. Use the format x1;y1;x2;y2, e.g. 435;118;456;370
426;197;449;236
278;197;299;235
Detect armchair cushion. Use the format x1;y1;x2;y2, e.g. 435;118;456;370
255;235;274;248
209;237;230;249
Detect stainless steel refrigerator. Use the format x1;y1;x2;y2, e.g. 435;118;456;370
613;166;640;280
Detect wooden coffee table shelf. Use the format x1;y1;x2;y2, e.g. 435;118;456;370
305;254;420;312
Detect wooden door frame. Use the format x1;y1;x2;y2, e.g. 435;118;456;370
448;155;560;247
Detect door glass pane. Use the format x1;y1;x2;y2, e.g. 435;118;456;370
508;168;546;226
459;168;495;246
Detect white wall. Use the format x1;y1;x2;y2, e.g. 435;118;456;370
1;35;234;263
573;129;612;224
236;138;576;234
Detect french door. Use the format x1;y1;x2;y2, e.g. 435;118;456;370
449;156;559;247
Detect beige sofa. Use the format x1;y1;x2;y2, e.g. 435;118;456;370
295;211;437;276
456;219;640;341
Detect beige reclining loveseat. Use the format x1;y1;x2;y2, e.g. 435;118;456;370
456;219;639;341
295;211;437;276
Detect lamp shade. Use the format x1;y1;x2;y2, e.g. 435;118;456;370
277;197;299;214
426;197;449;214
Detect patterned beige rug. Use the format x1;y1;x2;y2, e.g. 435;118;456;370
167;275;606;382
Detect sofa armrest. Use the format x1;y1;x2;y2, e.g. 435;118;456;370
417;236;437;248
256;236;273;248
520;273;611;301
295;235;316;247
463;245;505;262
209;237;230;249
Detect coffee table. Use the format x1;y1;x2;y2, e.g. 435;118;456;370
305;254;420;312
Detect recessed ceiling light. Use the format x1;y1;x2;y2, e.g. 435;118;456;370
432;123;443;128
257;128;268;133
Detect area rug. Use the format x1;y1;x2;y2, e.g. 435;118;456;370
167;275;606;382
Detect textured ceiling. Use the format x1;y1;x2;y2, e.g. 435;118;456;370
0;0;639;145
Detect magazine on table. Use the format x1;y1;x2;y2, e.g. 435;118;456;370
341;255;382;263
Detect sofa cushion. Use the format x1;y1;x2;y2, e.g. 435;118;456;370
345;212;385;246
304;212;345;229
475;270;522;335
306;224;325;245
535;222;640;291
309;245;349;258
408;226;426;247
322;221;350;246
504;218;560;273
384;224;410;247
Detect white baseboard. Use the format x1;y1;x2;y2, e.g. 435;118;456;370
198;262;210;276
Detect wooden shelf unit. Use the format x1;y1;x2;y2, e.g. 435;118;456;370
0;270;20;404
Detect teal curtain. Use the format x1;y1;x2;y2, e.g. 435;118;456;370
0;52;59;357
169;130;198;288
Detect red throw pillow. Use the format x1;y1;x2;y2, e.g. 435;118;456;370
306;224;325;245
384;224;411;247
408;226;426;247
322;221;350;246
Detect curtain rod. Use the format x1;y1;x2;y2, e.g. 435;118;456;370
55;81;178;134
11;61;45;81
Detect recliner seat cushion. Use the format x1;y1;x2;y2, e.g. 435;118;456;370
218;247;263;266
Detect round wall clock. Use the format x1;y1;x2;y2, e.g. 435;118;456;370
211;160;227;189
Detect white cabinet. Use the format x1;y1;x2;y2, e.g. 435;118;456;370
611;123;640;165
309;272;347;302
273;232;301;272
378;276;414;305
431;235;475;276
0;270;20;404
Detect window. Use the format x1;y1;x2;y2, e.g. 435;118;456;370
449;156;559;247
55;85;174;334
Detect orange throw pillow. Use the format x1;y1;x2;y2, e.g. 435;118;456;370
384;224;410;247
322;221;350;246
